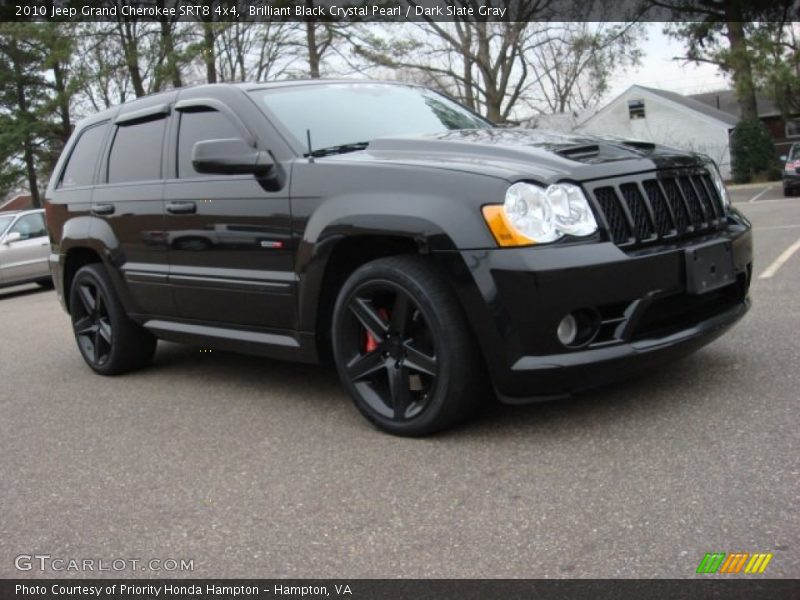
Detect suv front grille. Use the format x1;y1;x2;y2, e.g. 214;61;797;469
587;169;727;247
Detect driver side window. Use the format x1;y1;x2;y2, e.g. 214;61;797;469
177;109;245;178
9;213;46;240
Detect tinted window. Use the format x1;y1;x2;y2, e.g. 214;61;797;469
178;110;244;178
790;145;800;161
250;84;491;153
60;123;107;188
9;213;46;240
107;117;166;183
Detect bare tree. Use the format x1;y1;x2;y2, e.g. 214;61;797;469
213;21;299;83
353;0;640;123
356;18;551;123
526;22;644;114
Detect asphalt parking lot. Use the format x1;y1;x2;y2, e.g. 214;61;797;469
1;183;798;579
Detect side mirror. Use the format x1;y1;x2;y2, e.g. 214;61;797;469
780;155;788;162
192;138;274;176
3;231;21;245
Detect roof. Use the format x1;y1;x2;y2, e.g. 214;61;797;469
0;194;33;212
688;89;783;119
74;79;416;128
577;84;739;131
634;86;739;126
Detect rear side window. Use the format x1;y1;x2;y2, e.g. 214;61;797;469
177;110;244;178
107;117;167;184
60;123;107;188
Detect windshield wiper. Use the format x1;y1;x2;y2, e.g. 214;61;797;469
304;141;370;158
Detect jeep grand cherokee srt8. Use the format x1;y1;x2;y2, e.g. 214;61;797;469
45;81;752;436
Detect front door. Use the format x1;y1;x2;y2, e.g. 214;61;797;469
0;212;49;283
163;101;294;330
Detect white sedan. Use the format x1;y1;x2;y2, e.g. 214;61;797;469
0;209;52;289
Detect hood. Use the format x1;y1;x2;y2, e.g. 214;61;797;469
342;128;706;183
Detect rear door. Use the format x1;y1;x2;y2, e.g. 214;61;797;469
0;212;49;283
162;90;294;329
91;98;175;317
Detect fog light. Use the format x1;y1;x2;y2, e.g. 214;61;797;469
557;314;578;346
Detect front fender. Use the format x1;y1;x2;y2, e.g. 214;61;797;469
290;160;505;336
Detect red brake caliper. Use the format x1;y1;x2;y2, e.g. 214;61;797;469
364;308;390;352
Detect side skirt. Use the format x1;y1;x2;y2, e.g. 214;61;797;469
138;317;319;364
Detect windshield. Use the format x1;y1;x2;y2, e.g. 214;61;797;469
790;144;800;161
250;83;492;154
0;215;14;236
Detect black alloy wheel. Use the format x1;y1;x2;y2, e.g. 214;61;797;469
69;263;157;375
332;256;486;436
342;281;439;422
72;279;113;367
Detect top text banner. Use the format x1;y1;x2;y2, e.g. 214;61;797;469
4;0;797;23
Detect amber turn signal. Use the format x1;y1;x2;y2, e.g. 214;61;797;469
481;205;536;247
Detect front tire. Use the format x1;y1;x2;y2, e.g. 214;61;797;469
69;263;156;375
332;256;487;436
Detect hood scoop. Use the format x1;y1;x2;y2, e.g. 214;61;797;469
554;139;657;164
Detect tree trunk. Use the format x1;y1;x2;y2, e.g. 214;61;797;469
159;18;182;88
10;38;40;206
117;20;145;97
306;19;320;78
201;21;217;83
51;60;72;143
725;19;758;120
474;24;502;122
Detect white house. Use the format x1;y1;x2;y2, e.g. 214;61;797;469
576;85;738;179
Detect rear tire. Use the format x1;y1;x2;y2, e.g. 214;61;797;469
69;263;156;375
332;255;487;436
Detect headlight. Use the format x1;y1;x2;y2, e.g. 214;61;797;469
482;182;598;246
708;163;730;209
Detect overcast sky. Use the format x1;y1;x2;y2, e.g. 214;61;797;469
606;23;730;99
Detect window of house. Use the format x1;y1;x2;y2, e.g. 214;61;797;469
59;123;108;188
107;117;167;184
786;119;800;138
628;99;645;120
177;109;244;178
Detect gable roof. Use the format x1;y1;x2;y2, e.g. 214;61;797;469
688;89;782;119
634;85;739;126
578;84;739;130
0;194;33;212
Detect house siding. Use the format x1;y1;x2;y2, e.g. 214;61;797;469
578;88;733;179
763;115;799;157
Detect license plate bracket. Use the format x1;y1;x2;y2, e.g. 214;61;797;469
685;240;735;295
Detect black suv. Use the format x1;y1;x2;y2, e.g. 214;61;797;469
46;81;752;436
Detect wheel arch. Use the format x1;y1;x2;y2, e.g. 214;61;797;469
297;214;462;363
58;215;133;314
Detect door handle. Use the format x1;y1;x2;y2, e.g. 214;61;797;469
166;201;197;214
90;203;115;216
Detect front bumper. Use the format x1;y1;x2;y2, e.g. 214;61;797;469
784;173;800;191
437;217;752;402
